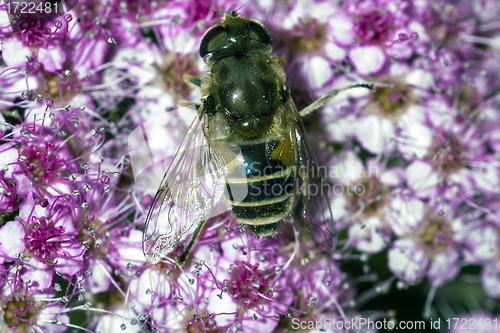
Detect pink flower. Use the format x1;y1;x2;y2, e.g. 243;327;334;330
328;0;417;75
19;200;85;278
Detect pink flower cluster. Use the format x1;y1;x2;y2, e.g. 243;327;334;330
0;0;499;332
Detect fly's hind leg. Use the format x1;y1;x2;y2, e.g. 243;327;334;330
177;217;210;265
299;83;375;117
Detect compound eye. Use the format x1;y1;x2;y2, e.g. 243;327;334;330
200;26;228;57
249;21;272;46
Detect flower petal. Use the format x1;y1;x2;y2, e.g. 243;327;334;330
1;37;33;68
0;220;26;262
22;259;53;290
207;290;238;327
329;12;355;46
461;225;498;263
385;197;425;236
427;250;460;287
38;44;66;72
355;115;395;154
388;238;429;282
482;260;500;298
349;216;389;253
87;259;113;294
406;161;438;198
349;45;386;75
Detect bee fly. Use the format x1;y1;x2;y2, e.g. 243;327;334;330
143;12;373;265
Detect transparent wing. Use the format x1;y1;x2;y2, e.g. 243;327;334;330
142;107;233;264
278;96;336;248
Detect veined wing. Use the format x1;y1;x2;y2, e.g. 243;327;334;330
272;96;336;248
142;106;234;264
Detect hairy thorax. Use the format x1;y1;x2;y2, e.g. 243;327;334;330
206;54;286;137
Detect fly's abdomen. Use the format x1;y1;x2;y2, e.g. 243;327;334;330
226;140;295;236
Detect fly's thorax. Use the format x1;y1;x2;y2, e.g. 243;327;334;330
207;54;285;137
227;114;275;136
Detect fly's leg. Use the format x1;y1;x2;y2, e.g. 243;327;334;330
178;74;203;108
177;217;210;265
299;83;375;117
183;74;202;87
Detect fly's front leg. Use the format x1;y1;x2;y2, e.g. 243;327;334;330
178;74;204;108
183;74;202;87
299;83;375;117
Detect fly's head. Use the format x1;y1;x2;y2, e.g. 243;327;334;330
200;12;273;64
